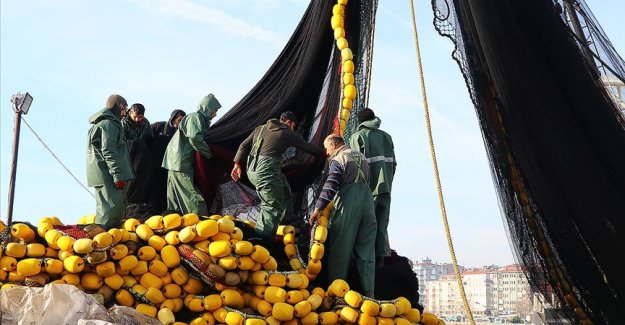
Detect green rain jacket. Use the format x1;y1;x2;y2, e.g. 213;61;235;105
122;116;153;142
86;108;135;187
349;117;396;195
162;94;222;173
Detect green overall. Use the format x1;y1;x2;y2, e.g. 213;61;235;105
349;117;396;259
87;108;135;229
247;126;293;238
95;182;128;229
327;151;377;296
162;94;221;216
166;170;208;216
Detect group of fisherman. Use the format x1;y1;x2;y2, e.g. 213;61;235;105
86;93;396;297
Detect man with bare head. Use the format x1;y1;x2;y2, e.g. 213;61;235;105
309;134;377;297
122;103;153;142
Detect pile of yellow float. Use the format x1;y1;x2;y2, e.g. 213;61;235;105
1;3;447;325
0;214;444;325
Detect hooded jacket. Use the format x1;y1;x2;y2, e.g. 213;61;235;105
151;109;186;136
162;94;221;172
86;108;135;186
349;117;396;195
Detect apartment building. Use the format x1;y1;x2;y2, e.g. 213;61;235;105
422;264;532;320
413;258;456;307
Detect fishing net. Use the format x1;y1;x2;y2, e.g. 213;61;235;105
126;0;379;225
122;0;414;296
431;0;625;323
201;0;379;226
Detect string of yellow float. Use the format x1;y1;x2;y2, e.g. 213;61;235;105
330;0;357;136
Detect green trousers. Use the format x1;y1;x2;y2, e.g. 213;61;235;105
95;181;128;229
166;170;208;216
248;155;292;238
373;193;391;258
327;182;377;296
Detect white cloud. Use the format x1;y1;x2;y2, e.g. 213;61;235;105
127;0;284;47
379;3;412;30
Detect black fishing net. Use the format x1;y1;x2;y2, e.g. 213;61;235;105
555;0;625;116
126;0;366;218
432;0;625;323
197;0;378;225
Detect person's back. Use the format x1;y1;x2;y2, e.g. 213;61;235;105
349;108;396;268
349;110;396;195
234;118;324;163
232;112;324;238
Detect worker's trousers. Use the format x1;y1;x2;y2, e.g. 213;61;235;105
373;193;391;258
95;180;128;229
248;155;292;238
166;170;208;216
327;182;377;296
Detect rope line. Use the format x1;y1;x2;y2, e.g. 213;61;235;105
408;1;476;323
21;116;95;198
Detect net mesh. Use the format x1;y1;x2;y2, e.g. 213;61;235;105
431;0;625;323
127;1;379;222
199;0;379;223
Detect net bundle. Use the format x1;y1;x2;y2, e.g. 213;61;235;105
431;0;625;323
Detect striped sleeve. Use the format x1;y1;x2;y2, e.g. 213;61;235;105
315;160;343;210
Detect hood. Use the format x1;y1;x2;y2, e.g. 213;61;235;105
168;109;186;126
266;118;289;131
197;94;222;120
358;117;381;130
89;108;120;124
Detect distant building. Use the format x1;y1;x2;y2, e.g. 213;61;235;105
413;258;457;307
602;76;625;115
422;264;532;321
490;264;533;318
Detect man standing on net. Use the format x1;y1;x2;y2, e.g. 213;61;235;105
87;94;135;229
162;94;221;216
309;134;377;297
231;111;325;238
349;108;396;268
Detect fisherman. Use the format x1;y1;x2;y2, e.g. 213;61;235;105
309;134;377;297
231;111;325;238
122;103;153;142
87;94;135;229
162;94;221;216
152;109;186;137
349;108;396;268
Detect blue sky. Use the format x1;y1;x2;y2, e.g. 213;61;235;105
1;0;623;267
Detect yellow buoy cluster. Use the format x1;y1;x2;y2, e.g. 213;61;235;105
1;215;444;325
280;201;333;279
331;0;357;136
